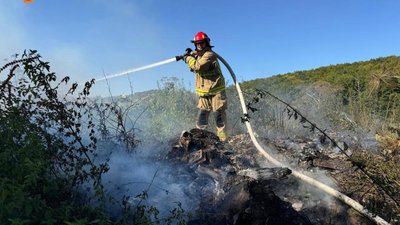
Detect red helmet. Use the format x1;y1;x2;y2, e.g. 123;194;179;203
191;32;211;44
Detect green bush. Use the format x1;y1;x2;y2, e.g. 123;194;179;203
0;50;109;224
0;51;192;225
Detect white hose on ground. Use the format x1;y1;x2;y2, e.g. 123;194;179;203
215;53;391;225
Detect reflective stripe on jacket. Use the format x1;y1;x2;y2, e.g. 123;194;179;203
185;49;225;96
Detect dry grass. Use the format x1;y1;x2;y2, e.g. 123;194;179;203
375;127;400;155
333;150;400;224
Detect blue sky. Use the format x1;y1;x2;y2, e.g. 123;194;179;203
1;0;399;96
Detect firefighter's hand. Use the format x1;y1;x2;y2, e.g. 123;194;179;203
183;48;193;62
185;48;192;55
176;48;193;62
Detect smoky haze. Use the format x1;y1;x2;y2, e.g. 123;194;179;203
98;144;198;220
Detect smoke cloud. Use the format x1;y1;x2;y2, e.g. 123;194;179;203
98;143;198;220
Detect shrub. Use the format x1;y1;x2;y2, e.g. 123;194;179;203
0;50;109;224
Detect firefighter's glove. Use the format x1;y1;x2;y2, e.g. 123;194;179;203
183;48;193;62
185;48;193;55
176;48;193;62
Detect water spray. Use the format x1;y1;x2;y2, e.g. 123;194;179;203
91;48;189;83
94;57;177;83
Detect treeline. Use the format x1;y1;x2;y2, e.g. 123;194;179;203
240;56;400;129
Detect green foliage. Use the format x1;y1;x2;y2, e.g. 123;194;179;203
0;50;109;224
0;111;48;224
0;51;192;225
238;56;400;130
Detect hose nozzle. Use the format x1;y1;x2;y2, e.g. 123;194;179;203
175;55;184;61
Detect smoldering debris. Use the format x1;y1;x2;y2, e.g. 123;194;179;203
93;125;376;225
165;128;374;225
165;128;315;225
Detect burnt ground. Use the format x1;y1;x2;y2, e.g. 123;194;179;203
165;129;380;225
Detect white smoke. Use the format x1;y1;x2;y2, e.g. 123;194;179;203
99;144;198;220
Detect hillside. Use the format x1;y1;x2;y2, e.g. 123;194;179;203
237;56;400;129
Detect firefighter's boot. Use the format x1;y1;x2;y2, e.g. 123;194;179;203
196;109;210;130
217;126;226;142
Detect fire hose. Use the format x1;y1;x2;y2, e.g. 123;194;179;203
213;53;391;225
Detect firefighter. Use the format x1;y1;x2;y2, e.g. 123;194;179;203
183;31;227;142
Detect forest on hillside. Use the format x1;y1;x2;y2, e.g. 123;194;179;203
240;56;400;130
0;51;399;224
